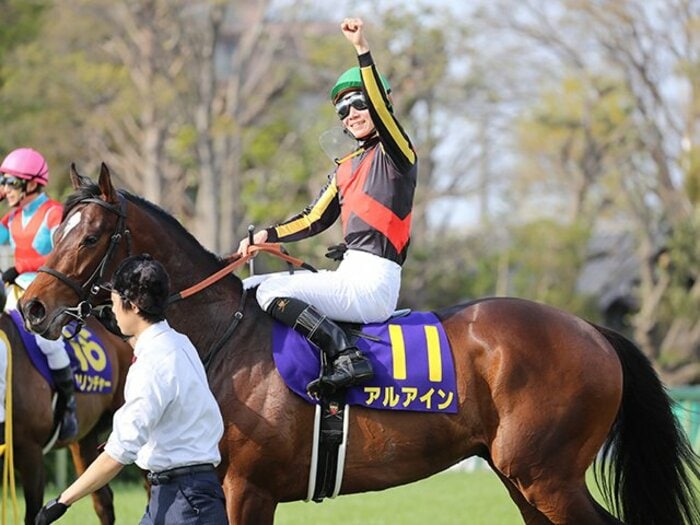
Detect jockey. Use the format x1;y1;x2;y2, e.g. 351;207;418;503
0;147;78;440
238;18;418;396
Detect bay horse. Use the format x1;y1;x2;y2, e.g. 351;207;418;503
18;164;700;525
0;309;132;525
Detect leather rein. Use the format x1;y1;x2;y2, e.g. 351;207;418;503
36;194;314;342
168;243;317;304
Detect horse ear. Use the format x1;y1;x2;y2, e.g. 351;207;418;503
98;162;118;203
69;163;87;190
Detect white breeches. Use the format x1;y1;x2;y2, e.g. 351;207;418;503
0;279;70;422
249;249;401;323
0;335;68;423
36;335;70;370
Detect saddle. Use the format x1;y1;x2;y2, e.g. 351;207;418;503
272;308;457;501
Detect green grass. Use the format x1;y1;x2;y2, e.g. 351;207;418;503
2;482;148;524
4;466;695;524
275;469;523;525
2;470;526;524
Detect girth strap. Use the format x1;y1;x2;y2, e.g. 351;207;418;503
307;393;350;502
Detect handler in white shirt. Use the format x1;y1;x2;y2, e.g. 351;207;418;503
35;254;226;525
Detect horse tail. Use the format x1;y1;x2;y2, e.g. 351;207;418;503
593;324;700;525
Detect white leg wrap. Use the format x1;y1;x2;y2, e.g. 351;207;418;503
36;335;70;370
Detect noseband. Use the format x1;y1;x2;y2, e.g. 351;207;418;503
38;195;131;325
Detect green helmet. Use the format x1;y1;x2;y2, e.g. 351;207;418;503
330;66;391;103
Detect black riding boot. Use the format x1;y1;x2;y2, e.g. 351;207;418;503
51;366;78;440
267;297;373;395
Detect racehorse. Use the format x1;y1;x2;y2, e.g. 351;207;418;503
18;163;700;525
1;309;132;525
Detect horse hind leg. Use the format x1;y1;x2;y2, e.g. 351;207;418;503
489;420;621;524
491;452;620;525
486;457;553;525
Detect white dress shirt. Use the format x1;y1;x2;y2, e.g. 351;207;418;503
104;320;224;472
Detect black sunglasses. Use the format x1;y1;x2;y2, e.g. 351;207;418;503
0;176;25;190
335;92;368;120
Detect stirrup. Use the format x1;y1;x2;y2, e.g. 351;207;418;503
306;351;373;398
306;377;332;399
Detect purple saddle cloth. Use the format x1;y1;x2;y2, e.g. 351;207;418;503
8;310;113;394
272;311;457;413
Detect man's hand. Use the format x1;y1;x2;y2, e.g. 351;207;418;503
236;230;268;256
2;266;18;285
325;243;347;262
35;497;69;525
341;17;369;55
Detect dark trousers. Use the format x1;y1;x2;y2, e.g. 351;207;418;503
139;471;228;525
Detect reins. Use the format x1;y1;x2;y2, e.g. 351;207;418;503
167;243;317;304
177;243;316;372
37;191;316;366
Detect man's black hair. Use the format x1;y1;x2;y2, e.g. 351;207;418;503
111;253;170;323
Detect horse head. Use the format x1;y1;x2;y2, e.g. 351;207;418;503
20;162;239;346
20;163;129;339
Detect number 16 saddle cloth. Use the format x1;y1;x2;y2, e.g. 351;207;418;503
8;310;113;394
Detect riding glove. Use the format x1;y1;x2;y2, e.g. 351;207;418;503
2;266;18;285
325;243;347;262
34;497;69;525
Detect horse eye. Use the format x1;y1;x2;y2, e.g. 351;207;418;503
83;235;99;246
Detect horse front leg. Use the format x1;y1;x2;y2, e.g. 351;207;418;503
15;442;45;525
69;435;115;525
223;474;278;525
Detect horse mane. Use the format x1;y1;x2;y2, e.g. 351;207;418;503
63;181;227;269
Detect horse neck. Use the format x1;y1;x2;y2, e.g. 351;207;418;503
127;203;247;356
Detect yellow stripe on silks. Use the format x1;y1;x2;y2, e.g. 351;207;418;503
275;182;338;239
424;325;442;382
360;67;415;165
388;324;407;380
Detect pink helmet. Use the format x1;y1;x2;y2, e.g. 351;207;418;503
0;148;49;185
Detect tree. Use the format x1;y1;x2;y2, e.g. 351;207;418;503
480;0;700;383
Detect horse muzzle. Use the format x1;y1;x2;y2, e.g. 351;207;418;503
20;298;79;340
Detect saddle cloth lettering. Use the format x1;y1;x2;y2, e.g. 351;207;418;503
272;311;457;413
9;310;113;394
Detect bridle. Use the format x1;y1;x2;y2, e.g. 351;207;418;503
38;195;131;327
32;191;316;359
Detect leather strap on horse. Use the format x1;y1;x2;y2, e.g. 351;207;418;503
167;243;316;305
307;394;350;502
202;289;247;373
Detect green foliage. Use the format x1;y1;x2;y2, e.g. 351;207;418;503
656;213;700;368
401;233;499;310
0;0;48;76
505;219;598;316
0;2;135;196
513;73;637;220
684;145;700;205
